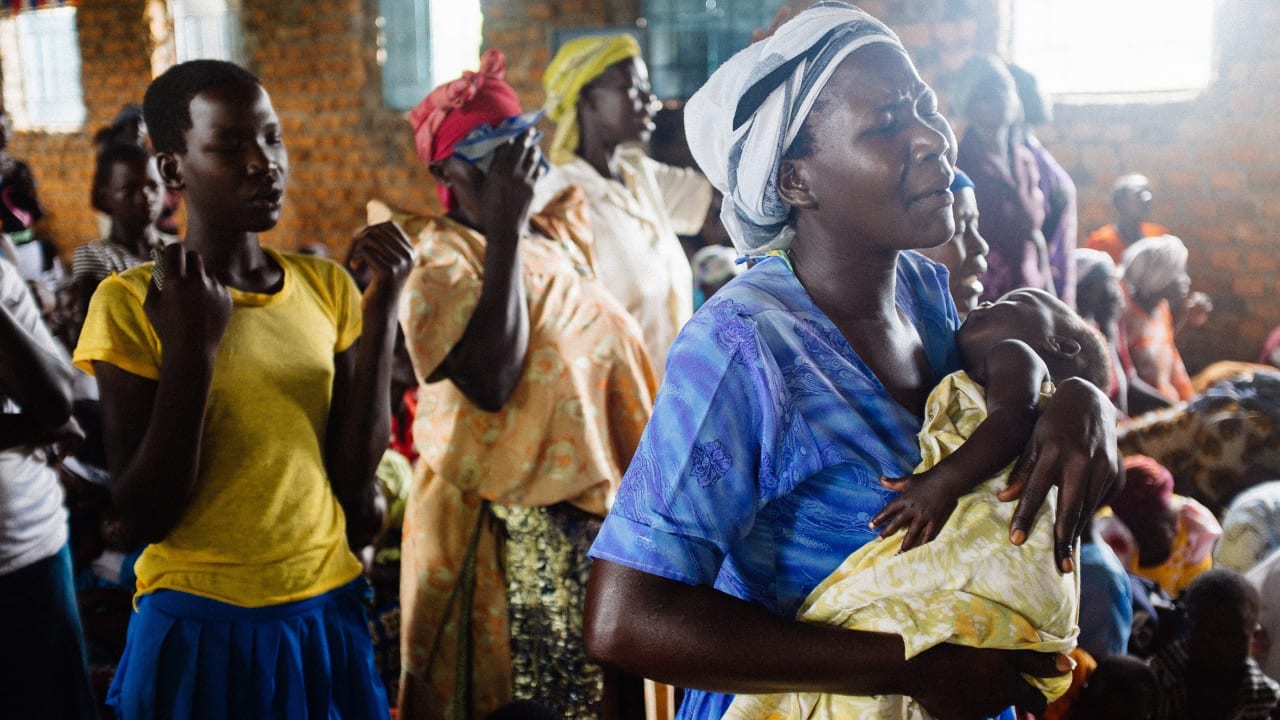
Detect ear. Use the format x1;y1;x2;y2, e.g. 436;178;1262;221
1045;335;1082;359
777;159;817;210
155;151;183;191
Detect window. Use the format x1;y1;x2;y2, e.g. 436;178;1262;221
169;0;243;64
642;0;780;101
1011;0;1215;98
0;4;86;131
377;0;482;111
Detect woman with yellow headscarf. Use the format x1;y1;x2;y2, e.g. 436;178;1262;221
535;34;713;379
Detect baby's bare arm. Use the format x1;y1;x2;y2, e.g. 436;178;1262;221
874;340;1047;550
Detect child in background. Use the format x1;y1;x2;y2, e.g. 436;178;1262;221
72;143;176;335
73;60;414;718
0;254;97;719
690;243;742;309
1150;568;1279;719
0;109;55;283
1073;654;1158;720
1107;454;1221;598
725;287;1112;720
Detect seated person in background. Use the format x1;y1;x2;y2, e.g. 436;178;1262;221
1259;324;1280;367
1077;506;1133;662
1086;173;1166;265
1245;548;1280;683
1107;455;1220;598
723;287;1108;720
72;143;175;329
915;169;989;318
1121;235;1205;404
1073;654;1159;720
1150;568;1279;720
1213;481;1280;573
1075;247;1175;416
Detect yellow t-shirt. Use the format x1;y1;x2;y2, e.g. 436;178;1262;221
73;248;364;607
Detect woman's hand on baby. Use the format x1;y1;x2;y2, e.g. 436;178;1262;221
349;221;416;308
908;644;1070;718
873;469;968;551
481;128;543;244
1000;377;1119;573
144;243;232;357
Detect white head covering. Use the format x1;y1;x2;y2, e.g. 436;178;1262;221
683;1;903;252
1121;234;1188;299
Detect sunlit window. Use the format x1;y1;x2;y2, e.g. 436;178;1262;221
0;4;86;131
377;0;483;111
1011;0;1215;97
169;0;243;64
642;0;780;100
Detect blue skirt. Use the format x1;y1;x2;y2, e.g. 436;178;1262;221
107;577;390;720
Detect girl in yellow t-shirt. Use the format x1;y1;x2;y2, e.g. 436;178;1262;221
73;60;414;719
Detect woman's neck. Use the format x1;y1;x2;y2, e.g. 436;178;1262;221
788;225;900;327
1117;219;1145;245
576;135;620;181
183;221;279;293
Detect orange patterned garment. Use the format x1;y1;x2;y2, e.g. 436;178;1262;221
1123;294;1194;403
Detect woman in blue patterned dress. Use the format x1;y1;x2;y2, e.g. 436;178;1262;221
582;5;1119;719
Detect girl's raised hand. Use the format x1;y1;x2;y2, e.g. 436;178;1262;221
348;221;416;308
143;242;232;357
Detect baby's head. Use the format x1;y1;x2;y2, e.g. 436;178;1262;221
1183;568;1261;672
958;287;1110;389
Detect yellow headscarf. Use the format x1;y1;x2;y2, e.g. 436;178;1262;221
542;33;642;165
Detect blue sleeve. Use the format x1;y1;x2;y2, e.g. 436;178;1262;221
591;299;791;586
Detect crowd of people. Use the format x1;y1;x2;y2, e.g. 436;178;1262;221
1;3;1279;720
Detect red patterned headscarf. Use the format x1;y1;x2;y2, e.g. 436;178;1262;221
408;49;524;209
1111;454;1175;528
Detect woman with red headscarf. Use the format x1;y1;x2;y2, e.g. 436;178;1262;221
390;50;657;720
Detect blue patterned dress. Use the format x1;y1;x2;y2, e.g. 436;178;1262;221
590;252;965;719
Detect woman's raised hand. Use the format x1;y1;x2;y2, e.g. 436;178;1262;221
998;377;1120;572
480;128;543;243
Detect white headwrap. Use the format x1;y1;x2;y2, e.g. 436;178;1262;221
1122;234;1189;299
684;1;902;252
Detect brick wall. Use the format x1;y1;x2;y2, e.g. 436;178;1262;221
8;0;1277;367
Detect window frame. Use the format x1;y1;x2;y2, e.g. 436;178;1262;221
0;4;86;132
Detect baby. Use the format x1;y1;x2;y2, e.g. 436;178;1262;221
727;287;1111;720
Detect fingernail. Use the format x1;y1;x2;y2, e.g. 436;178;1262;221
1055;654;1075;673
1060;556;1074;573
1010;529;1027;545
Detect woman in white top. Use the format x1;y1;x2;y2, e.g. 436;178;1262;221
536;34;713;378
